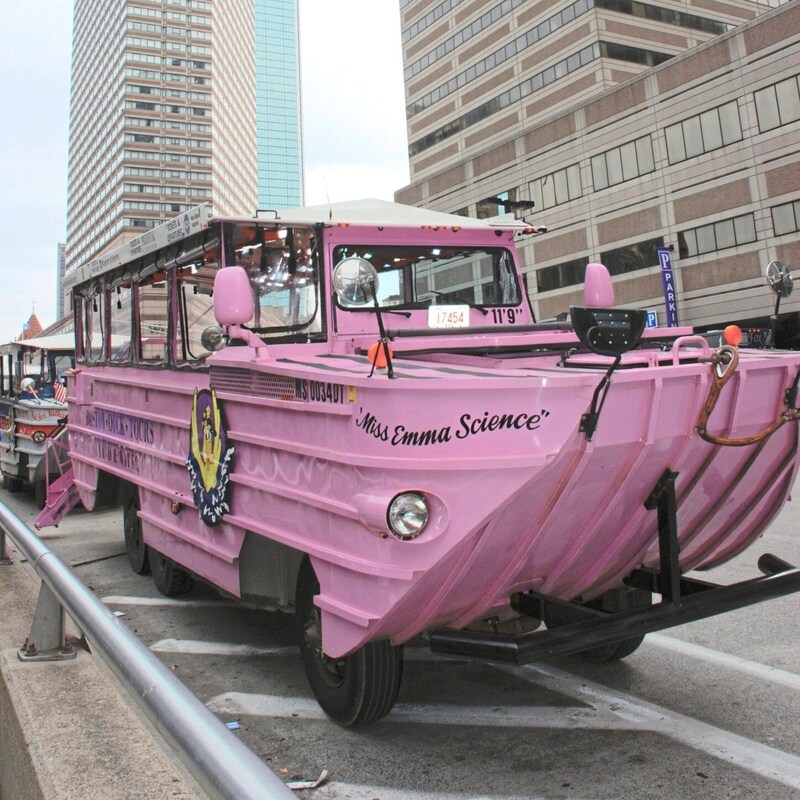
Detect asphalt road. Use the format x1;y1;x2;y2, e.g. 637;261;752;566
4;478;800;800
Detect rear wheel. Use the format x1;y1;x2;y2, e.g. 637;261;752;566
122;485;150;575
34;479;47;509
545;585;651;663
150;548;194;596
295;557;403;727
578;586;651;663
3;474;22;493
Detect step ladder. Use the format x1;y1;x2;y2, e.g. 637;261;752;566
34;431;81;529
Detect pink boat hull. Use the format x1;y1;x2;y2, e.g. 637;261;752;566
66;341;800;658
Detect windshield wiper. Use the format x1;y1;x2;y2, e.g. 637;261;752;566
430;291;489;316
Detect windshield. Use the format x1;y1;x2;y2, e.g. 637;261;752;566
226;222;321;337
332;244;521;310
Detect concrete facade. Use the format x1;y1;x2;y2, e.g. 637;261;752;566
66;0;259;273
397;0;800;340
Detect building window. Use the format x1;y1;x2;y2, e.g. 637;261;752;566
601;236;664;276
600;41;672;68
529;164;582;212
536;256;589;292
594;0;730;35
592;135;654;190
678;213;756;258
665;101;742;164
476;190;535;219
754;74;800;133
407;0;592;118
409;43;600;157
771;199;800;236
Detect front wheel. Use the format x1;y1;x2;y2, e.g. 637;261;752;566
150;548;194;597
295;557;403;727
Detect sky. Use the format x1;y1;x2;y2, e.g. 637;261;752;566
0;0;409;343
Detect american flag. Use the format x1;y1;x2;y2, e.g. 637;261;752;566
53;381;67;404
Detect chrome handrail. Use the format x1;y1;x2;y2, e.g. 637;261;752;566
0;500;295;800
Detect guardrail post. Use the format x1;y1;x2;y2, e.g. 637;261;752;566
0;528;11;564
18;579;77;662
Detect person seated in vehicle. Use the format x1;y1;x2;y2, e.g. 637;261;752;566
18;377;39;399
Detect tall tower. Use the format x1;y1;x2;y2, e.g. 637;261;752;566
397;1;800;334
401;0;782;191
66;0;269;273
56;243;66;319
254;0;303;209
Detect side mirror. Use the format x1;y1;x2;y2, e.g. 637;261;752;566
213;266;254;325
332;257;379;306
766;261;793;298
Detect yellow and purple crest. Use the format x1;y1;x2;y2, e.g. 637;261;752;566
186;388;235;526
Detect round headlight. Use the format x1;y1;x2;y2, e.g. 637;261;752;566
387;493;429;540
32;431;47;444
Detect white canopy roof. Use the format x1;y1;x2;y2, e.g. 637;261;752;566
63;199;532;291
11;333;75;351
247;198;528;230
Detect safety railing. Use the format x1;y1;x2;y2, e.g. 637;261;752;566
0;501;295;800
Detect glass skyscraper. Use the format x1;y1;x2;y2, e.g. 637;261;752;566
254;0;303;209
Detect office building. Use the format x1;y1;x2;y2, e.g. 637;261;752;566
255;0;303;208
56;243;66;319
397;0;800;339
66;0;302;274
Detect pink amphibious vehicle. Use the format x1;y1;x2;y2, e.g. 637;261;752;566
38;200;800;726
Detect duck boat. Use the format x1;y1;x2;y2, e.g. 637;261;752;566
0;334;72;504
37;200;800;725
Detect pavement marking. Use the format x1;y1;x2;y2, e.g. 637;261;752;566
140;629;800;788
306;784;606;800
507;662;800;792
151;638;294;656
148;639;465;660
647;632;800;691
102;594;280;611
103;595;236;608
206;691;635;730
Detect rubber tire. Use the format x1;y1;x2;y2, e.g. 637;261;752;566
150;548;194;596
3;475;22;493
295;557;403;727
578;586;652;663
122;486;150;575
34;479;47;510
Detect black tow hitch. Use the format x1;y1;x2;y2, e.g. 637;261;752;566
428;470;800;665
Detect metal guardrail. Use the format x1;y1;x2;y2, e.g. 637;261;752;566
0;501;295;800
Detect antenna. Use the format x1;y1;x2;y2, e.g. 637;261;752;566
323;176;331;220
